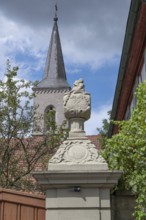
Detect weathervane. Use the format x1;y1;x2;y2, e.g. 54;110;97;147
54;3;58;21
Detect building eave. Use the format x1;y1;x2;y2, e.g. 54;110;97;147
33;86;71;91
108;0;145;137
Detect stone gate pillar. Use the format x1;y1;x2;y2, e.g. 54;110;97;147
33;79;122;220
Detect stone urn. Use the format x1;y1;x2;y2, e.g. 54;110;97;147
63;79;90;137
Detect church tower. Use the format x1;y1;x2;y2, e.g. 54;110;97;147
33;12;70;135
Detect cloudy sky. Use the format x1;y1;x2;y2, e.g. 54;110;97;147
0;0;131;134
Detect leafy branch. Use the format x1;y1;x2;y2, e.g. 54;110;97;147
0;60;68;191
102;81;146;219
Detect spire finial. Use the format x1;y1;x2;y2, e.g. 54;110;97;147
54;3;58;22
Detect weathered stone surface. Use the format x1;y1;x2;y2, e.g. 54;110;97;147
48;79;108;171
64;79;90;121
111;190;135;220
49;139;99;164
33;79;122;220
48;138;108;171
33;88;70;135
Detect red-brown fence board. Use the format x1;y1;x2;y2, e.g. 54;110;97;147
0;189;45;220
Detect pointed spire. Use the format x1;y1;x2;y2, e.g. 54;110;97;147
37;6;70;89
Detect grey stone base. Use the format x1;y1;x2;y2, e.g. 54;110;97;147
111;190;135;220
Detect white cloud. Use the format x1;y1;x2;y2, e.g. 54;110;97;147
85;104;111;135
66;67;82;75
0;0;131;75
0;14;50;79
0;1;130;135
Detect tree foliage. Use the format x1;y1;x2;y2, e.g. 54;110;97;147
97;110;111;147
102;81;146;219
0;61;68;191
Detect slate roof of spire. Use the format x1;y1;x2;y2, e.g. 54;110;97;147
36;16;70;89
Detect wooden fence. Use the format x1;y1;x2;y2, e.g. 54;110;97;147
0;189;45;220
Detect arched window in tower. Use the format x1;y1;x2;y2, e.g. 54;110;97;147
44;105;56;132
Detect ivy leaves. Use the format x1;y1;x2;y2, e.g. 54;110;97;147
103;81;146;219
